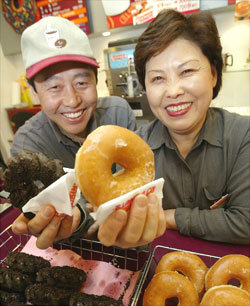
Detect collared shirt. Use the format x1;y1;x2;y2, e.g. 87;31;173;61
11;96;136;168
137;107;250;245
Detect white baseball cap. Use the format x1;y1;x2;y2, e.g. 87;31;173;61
21;16;99;79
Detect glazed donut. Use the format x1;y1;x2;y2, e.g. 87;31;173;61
155;251;208;298
3;150;65;210
200;285;250;306
143;271;199;306
2;0;37;34
75;125;155;207
205;254;250;293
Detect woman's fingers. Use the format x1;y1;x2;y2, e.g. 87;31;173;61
141;193;159;242
119;194;148;244
98;209;128;247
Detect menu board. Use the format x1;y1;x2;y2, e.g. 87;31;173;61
104;0;200;29
36;0;90;34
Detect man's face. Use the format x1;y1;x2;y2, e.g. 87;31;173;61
32;61;98;138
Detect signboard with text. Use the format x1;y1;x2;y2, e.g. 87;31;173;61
36;0;90;34
104;0;200;29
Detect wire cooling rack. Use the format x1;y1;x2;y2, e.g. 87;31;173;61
0;225;222;306
0;223;150;306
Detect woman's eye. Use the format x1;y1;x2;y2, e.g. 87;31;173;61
152;76;163;82
182;69;194;75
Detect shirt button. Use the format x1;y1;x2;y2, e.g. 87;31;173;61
189;197;194;203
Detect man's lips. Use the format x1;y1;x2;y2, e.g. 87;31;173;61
62;110;84;119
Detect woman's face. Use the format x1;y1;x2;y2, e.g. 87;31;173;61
145;38;217;137
33;62;98;138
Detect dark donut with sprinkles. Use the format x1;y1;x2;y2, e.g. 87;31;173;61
3;150;65;211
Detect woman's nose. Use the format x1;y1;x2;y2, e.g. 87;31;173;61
165;78;184;99
63;86;81;107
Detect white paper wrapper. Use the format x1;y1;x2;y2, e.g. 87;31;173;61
95;178;165;225
22;171;80;217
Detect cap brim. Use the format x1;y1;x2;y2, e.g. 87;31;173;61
26;54;100;79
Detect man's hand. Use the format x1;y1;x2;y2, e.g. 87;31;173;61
98;193;166;248
12;205;81;249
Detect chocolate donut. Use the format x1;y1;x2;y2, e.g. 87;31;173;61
3;150;65;210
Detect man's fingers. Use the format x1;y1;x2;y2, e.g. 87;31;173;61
36;215;61;249
98;209;127;247
54;215;73;241
12;214;30;235
27;205;55;235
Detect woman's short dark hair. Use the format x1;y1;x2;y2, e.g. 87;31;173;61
134;9;223;99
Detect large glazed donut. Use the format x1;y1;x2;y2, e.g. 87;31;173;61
2;0;37;34
200;285;250;306
3;150;65;210
205;254;250;293
75;125;155;207
143;271;199;306
155;251;208;299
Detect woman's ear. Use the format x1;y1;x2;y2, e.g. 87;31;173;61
211;65;218;88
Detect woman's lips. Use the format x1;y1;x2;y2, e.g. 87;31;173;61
166;102;192;117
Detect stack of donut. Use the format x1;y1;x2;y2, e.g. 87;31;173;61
143;251;250;306
3;150;65;210
201;254;250;306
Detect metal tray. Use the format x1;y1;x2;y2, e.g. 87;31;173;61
0;224;150;306
132;245;221;305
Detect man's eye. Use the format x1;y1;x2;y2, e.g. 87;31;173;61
49;85;59;90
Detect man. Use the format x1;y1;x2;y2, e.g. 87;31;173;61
11;16;166;249
11;16;136;168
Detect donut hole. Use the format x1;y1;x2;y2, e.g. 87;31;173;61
112;163;124;175
228;278;241;287
165;297;178;305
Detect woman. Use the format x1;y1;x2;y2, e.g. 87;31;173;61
134;9;249;244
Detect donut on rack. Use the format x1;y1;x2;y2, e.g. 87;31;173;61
155;251;208;299
143;271;199;306
205;254;250;293
75;125;155;207
200;285;250;306
3;150;65;210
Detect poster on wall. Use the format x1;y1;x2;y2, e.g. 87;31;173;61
36;0;90;34
103;0;200;29
234;0;250;20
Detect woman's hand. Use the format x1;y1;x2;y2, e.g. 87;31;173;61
98;193;167;248
12;205;81;249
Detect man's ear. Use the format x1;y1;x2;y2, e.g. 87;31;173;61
28;83;40;105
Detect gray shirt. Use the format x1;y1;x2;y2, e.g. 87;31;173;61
137;107;250;245
11;96;136;168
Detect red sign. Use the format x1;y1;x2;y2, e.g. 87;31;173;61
106;0;200;29
36;0;90;34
